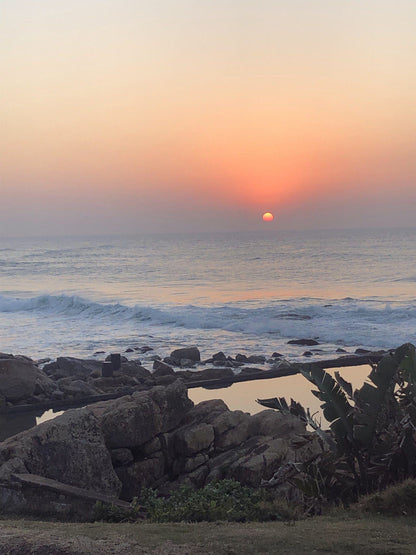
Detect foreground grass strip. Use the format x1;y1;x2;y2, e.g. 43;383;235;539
1;515;416;554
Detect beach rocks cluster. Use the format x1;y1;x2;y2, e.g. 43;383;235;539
0;380;322;518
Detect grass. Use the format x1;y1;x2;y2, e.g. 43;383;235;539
2;513;416;554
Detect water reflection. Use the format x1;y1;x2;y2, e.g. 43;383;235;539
189;365;371;424
0;365;370;442
0;409;64;442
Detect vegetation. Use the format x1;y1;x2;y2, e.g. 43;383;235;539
356;478;416;516
258;342;416;508
2;513;416;554
94;480;298;523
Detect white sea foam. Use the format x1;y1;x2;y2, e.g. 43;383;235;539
0;229;415;358
0;293;415;353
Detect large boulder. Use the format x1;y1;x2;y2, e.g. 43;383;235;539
170;346;200;363
0;356;39;402
89;380;193;449
43;357;102;380
0;407;122;514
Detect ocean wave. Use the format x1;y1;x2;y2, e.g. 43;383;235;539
0;293;415;349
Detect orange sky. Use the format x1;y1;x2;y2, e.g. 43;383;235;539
1;1;415;235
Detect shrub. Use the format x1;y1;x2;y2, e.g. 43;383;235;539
134;479;297;522
356;479;416;516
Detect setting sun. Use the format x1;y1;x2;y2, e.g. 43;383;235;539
262;212;274;222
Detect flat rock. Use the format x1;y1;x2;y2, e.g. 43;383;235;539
287;339;320;346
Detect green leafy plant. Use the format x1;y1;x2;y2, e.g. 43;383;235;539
134;479;297;522
257;343;416;506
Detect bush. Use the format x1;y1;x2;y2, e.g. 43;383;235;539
92;501;137;523
134;479;297;523
356;479;416;516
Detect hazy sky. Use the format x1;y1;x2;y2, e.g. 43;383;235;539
1;0;415;235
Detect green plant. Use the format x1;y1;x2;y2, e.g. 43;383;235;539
92;501;137;523
134;479;296;522
356;478;416;516
257;343;416;506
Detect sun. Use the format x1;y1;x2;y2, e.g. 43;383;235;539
262;212;274;222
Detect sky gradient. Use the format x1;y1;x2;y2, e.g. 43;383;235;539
1;0;415;235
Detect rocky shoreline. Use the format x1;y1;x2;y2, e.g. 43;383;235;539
0;343;392;520
0;344;388;416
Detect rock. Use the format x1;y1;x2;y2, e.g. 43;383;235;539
212;351;227;362
212;410;251;450
110;448;134;467
172;453;209;476
90;380;193;449
248;410;306;438
140;346;153;353
355;348;371;354
235;354;249;363
271;352;283;358
119;361;152;380
287;339;319;346
177;367;235;383
105;354;128;364
125;348;134;353
36;357;51;364
174;423;215;456
0;356;39;402
213;360;233;367
0;408;121;502
180;399;229;426
163;356;177;366
170;346;200;363
303;351;313;357
180;358;196;368
152;360;175;376
44;357;102;380
116;453;165;500
91;374;141;392
57;378;101;398
336;348;348;353
34;369;58;397
154;375;177;386
247;355;266;364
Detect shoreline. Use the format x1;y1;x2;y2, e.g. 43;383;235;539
1;350;385;417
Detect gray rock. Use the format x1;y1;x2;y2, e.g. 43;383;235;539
287;339;319;346
152;360;175;376
0;356;39;402
0;408;121;498
179;358;196;368
247;355;266;364
119;361;152;380
110;448;134;467
212;410;251;450
44;357;102;380
170;346;200;363
90;380;193;449
116;453;165;500
57;378;101;398
212;351;227;362
174;423;215;456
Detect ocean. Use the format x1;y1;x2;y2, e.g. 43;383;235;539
1;227;415;363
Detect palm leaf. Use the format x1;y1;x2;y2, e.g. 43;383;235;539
300;364;354;448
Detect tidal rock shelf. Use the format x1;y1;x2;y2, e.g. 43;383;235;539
0;351;386;416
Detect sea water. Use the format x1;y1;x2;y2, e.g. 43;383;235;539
0;228;415;362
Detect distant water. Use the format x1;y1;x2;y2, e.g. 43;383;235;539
0;228;415;362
